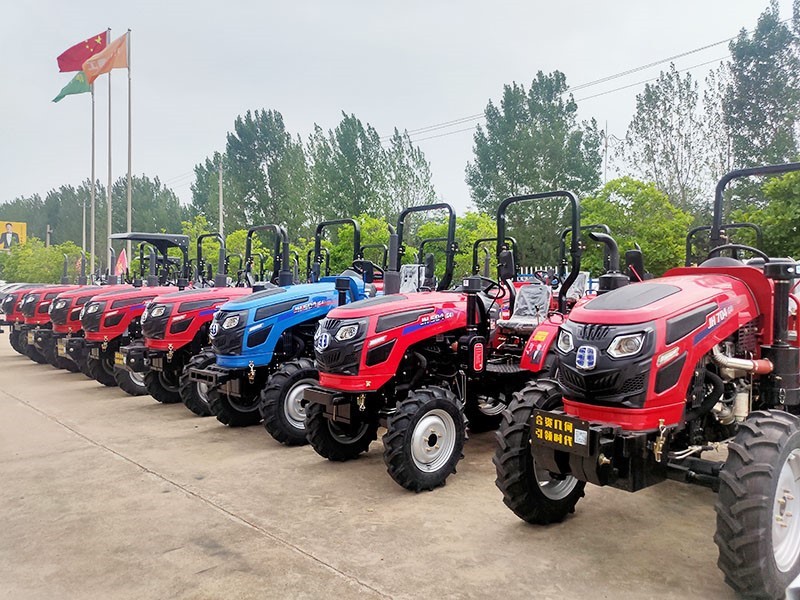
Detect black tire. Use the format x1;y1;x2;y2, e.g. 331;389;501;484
40;339;59;368
715;410;800;599
77;354;94;379
305;399;378;461
9;330;25;355
464;394;505;433
259;358;318;446
24;342;48;364
493;380;586;524
86;355;117;386
57;356;81;373
180;350;216;417
383;386;466;492
208;386;262;427
114;366;149;396
145;368;182;404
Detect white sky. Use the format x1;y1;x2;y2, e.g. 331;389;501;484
0;1;793;215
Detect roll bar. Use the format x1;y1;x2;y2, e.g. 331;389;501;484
245;224;292;287
497;191;581;313
711;162;800;247
361;243;389;270
558;224;611;277
471;237;518;275
685;223;763;266
197;232;227;287
110;232;191;289
385;203;457;295
417;237;449;262
311;219;361;283
306;248;331;281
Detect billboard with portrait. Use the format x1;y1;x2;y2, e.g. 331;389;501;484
0;221;27;250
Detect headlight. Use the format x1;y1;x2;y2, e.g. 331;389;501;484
222;314;240;329
557;329;574;353
86;303;100;314
23;295;35;304
150;305;166;318
607;333;645;358
54;299;67;310
335;324;359;342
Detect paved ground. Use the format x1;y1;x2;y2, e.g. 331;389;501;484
0;338;737;600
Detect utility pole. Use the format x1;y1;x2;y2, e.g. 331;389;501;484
603;120;609;184
218;155;224;237
45;225;53;248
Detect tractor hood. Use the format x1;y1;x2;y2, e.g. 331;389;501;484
324;290;465;320
569;273;766;327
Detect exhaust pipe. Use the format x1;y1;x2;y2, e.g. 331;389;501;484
711;345;772;375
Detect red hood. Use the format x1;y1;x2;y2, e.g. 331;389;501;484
325;290;467;320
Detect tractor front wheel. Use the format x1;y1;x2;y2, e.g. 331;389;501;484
86;355;117;386
305;400;377;461
259;358;318;446
9;330;25;355
715;410;800;598
383;386;466;492
145;368;182;404
114;367;148;396
208;386;262;427
493;380;585;524
179;350;216;417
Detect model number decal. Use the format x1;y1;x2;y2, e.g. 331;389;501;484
418;311;454;326
293;299;334;313
706;304;734;329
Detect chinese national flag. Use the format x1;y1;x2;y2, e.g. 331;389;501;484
83;32;128;84
57;31;107;72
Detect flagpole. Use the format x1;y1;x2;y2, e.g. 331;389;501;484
126;29;132;262
90;84;96;276
106;28;112;274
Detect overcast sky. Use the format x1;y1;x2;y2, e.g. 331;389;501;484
0;1;793;215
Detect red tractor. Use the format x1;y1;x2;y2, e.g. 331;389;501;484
494;163;800;599
2;284;53;356
80;232;191;394
304;193;623;491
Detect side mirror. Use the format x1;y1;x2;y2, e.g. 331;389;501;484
625;249;646;282
359;260;375;284
498;248;515;281
424;253;435;280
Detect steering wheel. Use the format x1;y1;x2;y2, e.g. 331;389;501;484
549;274;561;288
476;276;506;300
706;244;770;263
532;270;552;285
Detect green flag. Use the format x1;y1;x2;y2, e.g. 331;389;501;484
52;71;91;103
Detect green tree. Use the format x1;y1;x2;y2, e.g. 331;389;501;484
581;178;693;275
415;212;497;280
620;64;706;213
0;239;84;283
724;1;800;168
465;71;602;214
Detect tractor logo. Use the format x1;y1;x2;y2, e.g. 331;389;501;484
575;345;597;370
315;333;331;352
209;323;219;338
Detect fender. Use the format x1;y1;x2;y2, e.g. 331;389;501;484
519;317;563;372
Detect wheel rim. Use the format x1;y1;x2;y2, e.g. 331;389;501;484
284;378;315;430
477;395;505;416
158;370;180;393
533;459;580;501
229;393;259;412
129;371;146;387
196;381;210;403
410;408;457;473
328;419;370;445
773;448;800;572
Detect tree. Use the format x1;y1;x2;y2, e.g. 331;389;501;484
581;178;693;275
619;64;706;213
222;109;310;235
0;239;84;283
731;171;800;259
415;212;497;279
724;1;800;169
465;70;602;214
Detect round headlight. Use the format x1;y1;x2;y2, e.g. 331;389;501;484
557;329;574;353
335;324;359;342
607;333;645;358
222;314;240;330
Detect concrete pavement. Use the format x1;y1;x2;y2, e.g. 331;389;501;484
0;339;736;599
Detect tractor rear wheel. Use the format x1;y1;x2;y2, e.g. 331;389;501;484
208;386;262;427
259;358;318;446
114;367;148;396
493;380;585;524
715;410;800;599
145;368;182;404
383;386;466;492
464;393;506;433
86;355;117;386
179;350;215;417
305;400;377;461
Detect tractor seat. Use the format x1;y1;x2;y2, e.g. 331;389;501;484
496;282;552;335
399;264;424;293
566;271;589;301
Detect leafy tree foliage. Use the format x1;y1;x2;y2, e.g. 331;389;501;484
581;178;693;275
0;239;84;283
466;70;602;214
724;1;800;168
620;64;706;213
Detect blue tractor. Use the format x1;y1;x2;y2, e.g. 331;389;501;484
188;218;383;430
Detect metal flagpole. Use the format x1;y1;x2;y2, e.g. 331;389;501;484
218;156;223;236
90;83;96;275
126;29;132;262
106;28;113;274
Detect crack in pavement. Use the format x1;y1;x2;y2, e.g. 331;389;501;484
1;386;393;600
